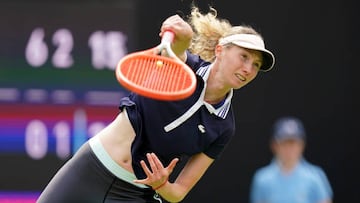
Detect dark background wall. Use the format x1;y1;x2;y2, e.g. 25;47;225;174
137;0;359;202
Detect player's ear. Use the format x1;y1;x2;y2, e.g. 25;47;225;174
215;44;223;58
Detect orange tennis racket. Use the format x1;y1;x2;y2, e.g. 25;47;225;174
115;31;196;101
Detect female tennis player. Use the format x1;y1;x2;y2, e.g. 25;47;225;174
37;5;275;203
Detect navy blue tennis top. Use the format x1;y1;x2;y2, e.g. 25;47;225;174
119;52;236;179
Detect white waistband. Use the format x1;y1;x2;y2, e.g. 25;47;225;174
89;135;148;188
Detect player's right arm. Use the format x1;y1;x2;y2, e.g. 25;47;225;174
159;14;193;62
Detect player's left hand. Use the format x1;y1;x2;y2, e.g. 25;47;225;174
134;152;179;189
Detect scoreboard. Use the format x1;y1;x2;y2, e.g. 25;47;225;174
0;1;138;202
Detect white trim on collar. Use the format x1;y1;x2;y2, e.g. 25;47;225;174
164;65;233;132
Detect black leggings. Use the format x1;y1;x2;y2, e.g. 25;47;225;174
37;142;163;203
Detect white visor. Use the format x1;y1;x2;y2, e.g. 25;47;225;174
219;34;275;72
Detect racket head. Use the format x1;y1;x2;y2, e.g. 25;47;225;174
116;48;197;101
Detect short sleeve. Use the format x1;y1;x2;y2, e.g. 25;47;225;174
203;128;234;159
185;51;211;72
250;171;266;203
310;167;333;202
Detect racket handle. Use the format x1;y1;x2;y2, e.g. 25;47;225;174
161;30;175;44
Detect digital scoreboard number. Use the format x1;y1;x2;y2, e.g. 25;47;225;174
0;1;138;202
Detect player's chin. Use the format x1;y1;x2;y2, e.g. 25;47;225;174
232;80;248;90
233;84;246;90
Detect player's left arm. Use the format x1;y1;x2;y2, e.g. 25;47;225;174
135;152;214;202
161;152;214;202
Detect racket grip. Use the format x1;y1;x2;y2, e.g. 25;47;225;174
162;30;175;44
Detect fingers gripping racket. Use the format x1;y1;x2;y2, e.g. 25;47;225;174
116;31;196;101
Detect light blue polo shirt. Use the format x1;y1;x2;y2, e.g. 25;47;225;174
250;159;333;203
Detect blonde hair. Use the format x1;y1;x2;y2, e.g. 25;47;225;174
187;6;263;62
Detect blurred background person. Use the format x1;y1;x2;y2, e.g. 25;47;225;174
250;116;333;203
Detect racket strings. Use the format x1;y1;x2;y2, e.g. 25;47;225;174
124;56;191;93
